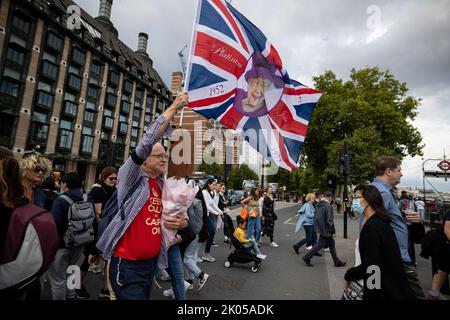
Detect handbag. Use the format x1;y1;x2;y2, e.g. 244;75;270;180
272;212;278;221
342;281;364;300
240;207;248;220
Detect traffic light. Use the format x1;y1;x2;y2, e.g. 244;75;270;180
339;146;350;176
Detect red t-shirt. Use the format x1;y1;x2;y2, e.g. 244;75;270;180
114;178;162;261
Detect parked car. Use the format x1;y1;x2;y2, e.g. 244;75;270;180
229;190;245;205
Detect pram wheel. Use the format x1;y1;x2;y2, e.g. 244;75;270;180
251;265;259;273
224;260;232;268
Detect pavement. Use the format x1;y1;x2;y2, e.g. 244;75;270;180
41;201;449;300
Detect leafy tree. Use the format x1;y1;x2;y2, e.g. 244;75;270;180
227;164;259;190
303;67;424;190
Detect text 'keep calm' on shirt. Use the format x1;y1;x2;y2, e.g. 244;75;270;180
115;178;162;261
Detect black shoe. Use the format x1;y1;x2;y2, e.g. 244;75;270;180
335;261;346;267
75;285;90;299
98;288;110;299
315;253;322;257
302;256;313;267
292;245;299;255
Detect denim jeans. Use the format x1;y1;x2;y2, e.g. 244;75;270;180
417;209;425;221
246;217;262;241
109;256;157;300
295;225;315;248
205;214;217;254
184;235;202;280
243;241;261;255
167;244;186;300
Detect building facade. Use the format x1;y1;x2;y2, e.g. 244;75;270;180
0;0;172;188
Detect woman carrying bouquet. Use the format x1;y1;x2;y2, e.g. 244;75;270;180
97;93;189;300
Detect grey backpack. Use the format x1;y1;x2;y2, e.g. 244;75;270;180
60;195;95;248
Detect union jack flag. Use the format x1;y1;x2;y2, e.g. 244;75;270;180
185;0;322;171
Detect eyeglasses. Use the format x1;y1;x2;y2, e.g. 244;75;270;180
34;167;47;174
354;195;363;199
150;153;168;160
108;177;117;181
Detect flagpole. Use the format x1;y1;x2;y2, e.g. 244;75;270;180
180;0;202;128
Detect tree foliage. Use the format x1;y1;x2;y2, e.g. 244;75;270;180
303;67;424;190
198;163;258;190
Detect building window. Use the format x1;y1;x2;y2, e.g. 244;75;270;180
109;70;119;86
41;61;58;79
63;101;77;117
0;114;16;144
103;116;114;130
68;65;81;76
131;128;138;138
144;114;151;124
90;63;103;78
67;74;82;91
37;81;53;93
0;79;20;97
119;122;128;134
58;128;73;149
64;92;77;102
135;90;143;101
134;101;142;110
100;131;110;140
82;127;93;135
36;91;54;108
12;15;31;34
133;109;141;120
81;135;94;153
123;80;133;93
9;34;27;48
84;111;95;124
6;47;25;65
87;86;99;100
29;122;49;144
71;47;85;65
32;111;48;123
121;100;130;114
107;86;115;94
46;32;63;51
42;52;58;63
3;68;21;81
85;101;96;111
106;93;117;107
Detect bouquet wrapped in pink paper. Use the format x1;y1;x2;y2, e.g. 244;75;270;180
161;178;199;249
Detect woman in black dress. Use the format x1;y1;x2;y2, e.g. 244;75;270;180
261;186;278;247
344;184;413;300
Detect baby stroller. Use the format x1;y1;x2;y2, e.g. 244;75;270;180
224;234;262;273
221;212;234;242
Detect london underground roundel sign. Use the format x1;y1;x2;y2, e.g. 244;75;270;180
437;161;450;171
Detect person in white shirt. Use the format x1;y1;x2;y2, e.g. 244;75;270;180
201;179;223;262
415;198;425;221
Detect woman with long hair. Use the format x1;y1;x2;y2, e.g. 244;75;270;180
241;187;263;244
293;193;318;254
261;186;278;247
0;147;40;299
344;184;412;300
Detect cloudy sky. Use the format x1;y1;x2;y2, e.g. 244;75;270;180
75;0;450;191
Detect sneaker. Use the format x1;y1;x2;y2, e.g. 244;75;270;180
163;288;175;299
324;248;330;252
160;269;171;281
224;236;229;243
197;257;204;263
98;288;110;299
427;291;442;300
305;246;312;251
196;273;210;291
202;254;216;262
212;242;219;247
256;253;267;260
75;285;90;299
88;264;102;274
270;242;279;247
184;280;191;292
292;245;299;255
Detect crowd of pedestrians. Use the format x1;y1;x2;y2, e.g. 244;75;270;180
1;92;448;301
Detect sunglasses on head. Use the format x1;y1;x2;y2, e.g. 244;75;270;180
34;167;47;174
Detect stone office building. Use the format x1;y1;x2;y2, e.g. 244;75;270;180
0;0;172;188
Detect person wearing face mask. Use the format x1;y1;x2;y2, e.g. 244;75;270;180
345;184;412;300
371;156;426;299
